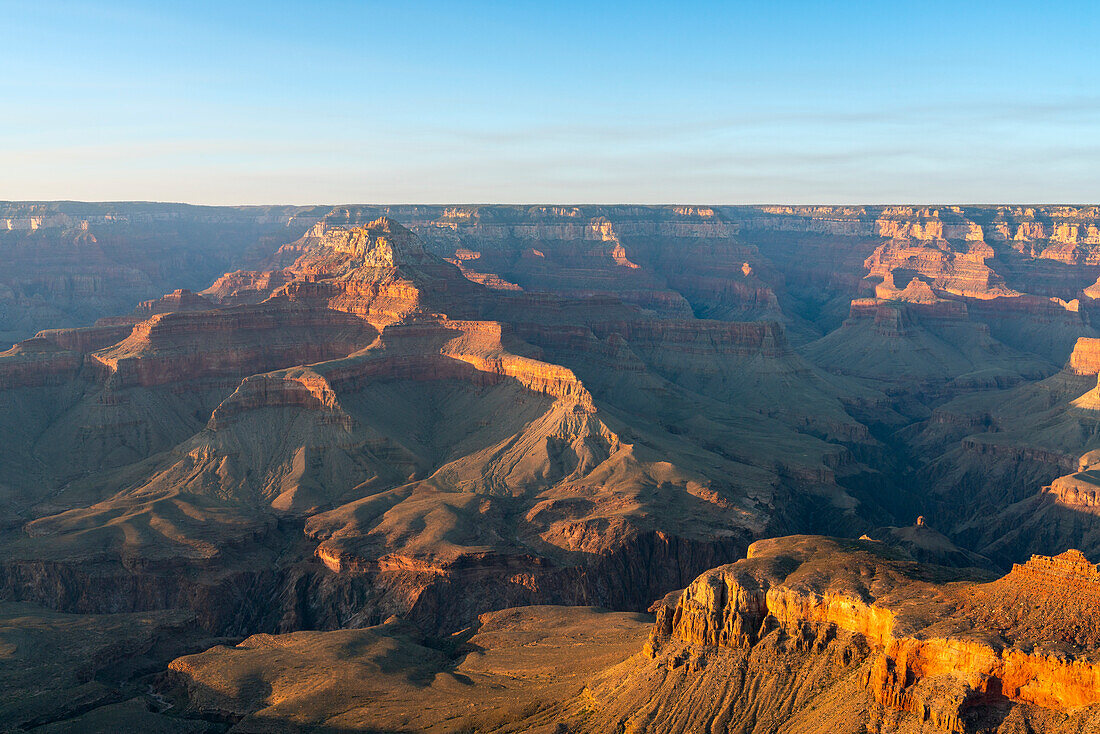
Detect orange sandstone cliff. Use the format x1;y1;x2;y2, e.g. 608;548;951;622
575;536;1100;734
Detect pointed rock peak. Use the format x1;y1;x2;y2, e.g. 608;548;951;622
873;271;900;299
364;216;407;234
874;273;942;304
298;217;427;272
898;277;939;303
1054;549;1094;565
1013;548;1100;581
354;217;425;263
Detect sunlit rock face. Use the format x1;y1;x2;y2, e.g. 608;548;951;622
1069;336;1100;375
1044;461;1100;514
580;536;1100;734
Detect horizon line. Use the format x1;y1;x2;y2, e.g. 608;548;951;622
3;200;1099;208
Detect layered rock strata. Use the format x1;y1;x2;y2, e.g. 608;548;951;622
584;536;1100;733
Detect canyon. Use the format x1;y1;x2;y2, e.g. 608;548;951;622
2;202;1100;732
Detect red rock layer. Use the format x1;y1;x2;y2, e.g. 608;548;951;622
0;338;82;388
651;539;1100;730
1009;548;1100;586
1069;337;1100;375
1044;477;1100;512
135;289;214;317
94;288;218;326
89;304;377;387
202;269;294;305
1042;452;1100;512
209;320;595;429
966;294;1088;327
848;297;968;325
863;238;1015;300
34;324;135;353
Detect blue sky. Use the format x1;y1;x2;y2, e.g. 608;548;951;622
2;1;1098;204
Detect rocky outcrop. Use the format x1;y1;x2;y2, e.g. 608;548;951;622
863;238;1015;300
0;338;82;388
847;296;968;325
1009;548;1100;586
34;324;134;353
207;369;351;430
1037;451;1100;514
88;540;1100;734
88;303;377;387
202;268;294;305
1045;474;1100;512
804;296;1050;390
96;288;217;326
445;248;524;291
267;217;489;327
1069;336;1100;375
135;288;213;315
596;536;1100;733
207;320;597;429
